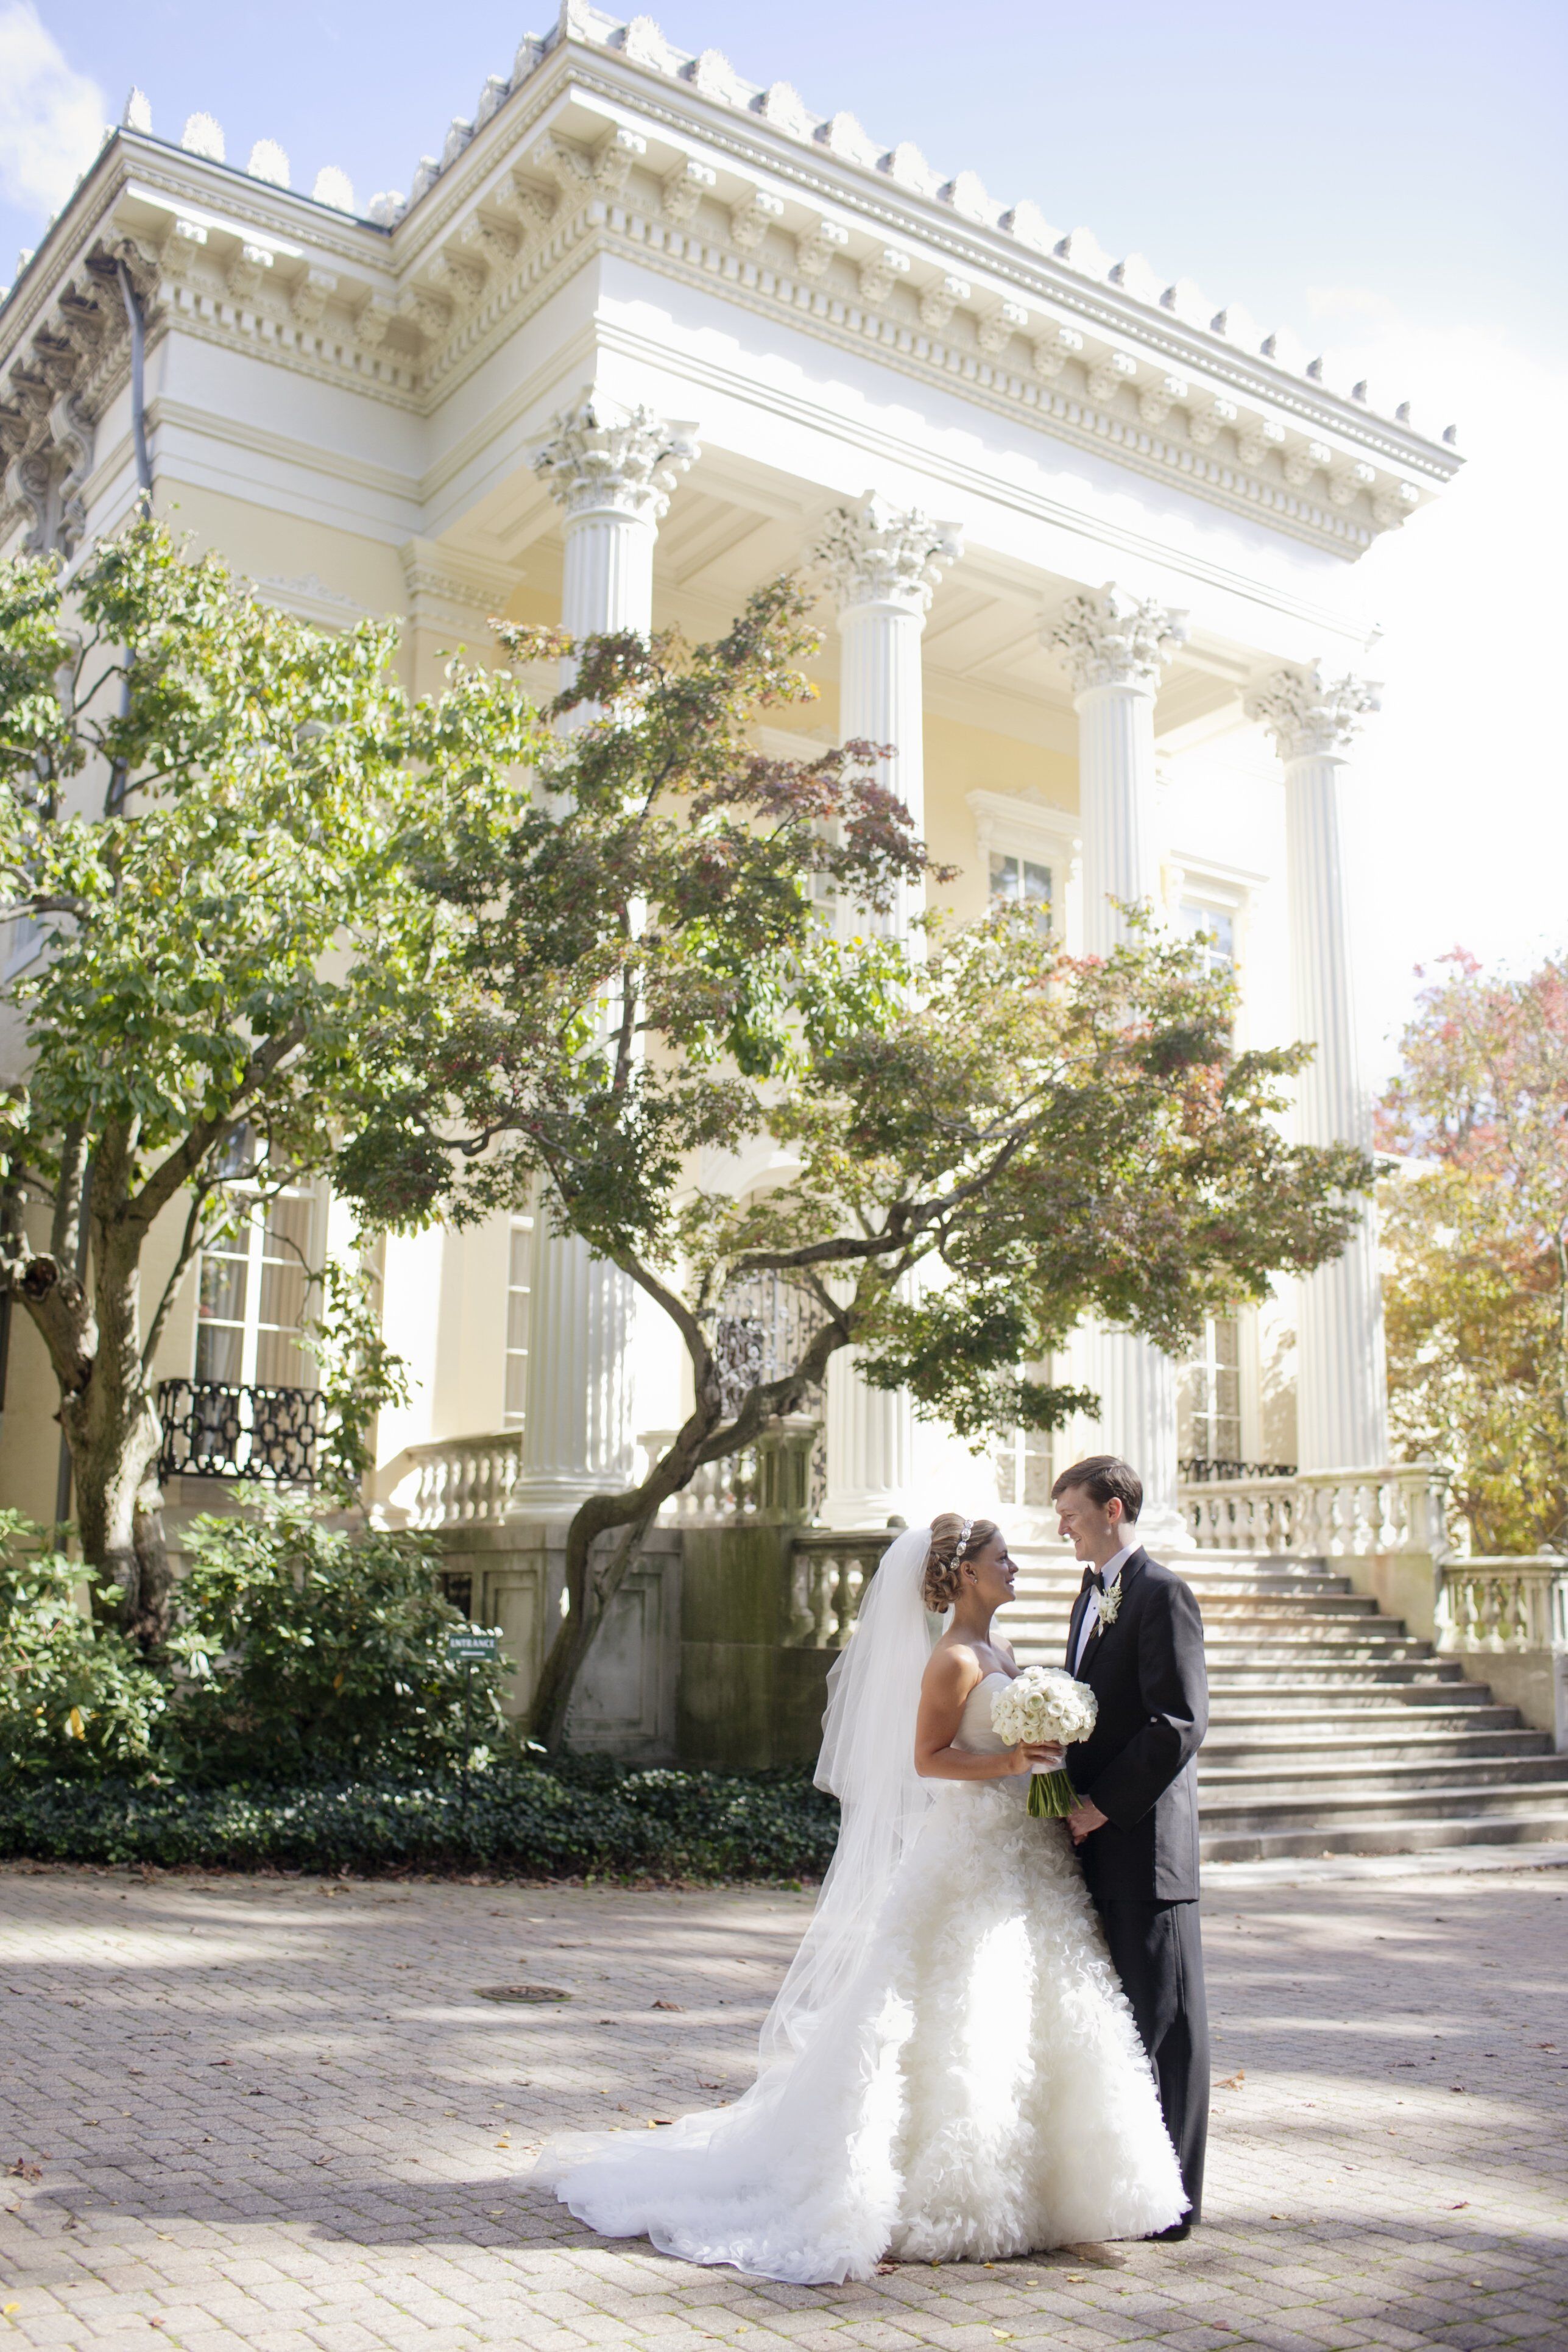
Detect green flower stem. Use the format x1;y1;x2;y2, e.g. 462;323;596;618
1027;1767;1078;1820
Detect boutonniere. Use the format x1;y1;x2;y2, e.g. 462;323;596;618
1097;1580;1123;1629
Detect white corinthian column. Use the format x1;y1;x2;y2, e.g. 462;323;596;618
1045;584;1189;1545
1246;664;1388;1472
811;492;961;1525
509;393;697;1516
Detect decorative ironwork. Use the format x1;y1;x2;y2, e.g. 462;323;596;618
1179;1456;1297;1483
157;1379;321;1485
713;1272;828;1419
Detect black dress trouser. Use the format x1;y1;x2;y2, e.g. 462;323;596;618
1093;1897;1210;2224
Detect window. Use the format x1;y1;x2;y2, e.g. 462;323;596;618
1180;1313;1242;1467
996;1360;1056;1508
503;1212;534;1427
991;851;1053;934
1179;899;1235;975
195;1187;319;1390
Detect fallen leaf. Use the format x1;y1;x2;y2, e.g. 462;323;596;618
651;1999;683;2011
1450;2201;1469;2210
1216;2071;1245;2091
5;2163;40;2183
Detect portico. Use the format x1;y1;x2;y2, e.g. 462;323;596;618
0;2;1461;1644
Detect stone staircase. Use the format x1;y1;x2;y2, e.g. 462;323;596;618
1001;1545;1568;1862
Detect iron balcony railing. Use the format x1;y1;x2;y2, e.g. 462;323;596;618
157;1379;322;1486
1179;1456;1298;1483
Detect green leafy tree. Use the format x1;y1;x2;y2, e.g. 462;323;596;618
0;521;543;1635
341;579;1374;1747
1378;951;1568;1553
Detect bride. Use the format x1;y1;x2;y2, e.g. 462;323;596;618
537;1514;1187;2281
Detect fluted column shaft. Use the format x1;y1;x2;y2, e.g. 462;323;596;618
813;493;960;1525
1251;666;1388;1471
1048;585;1188;1541
511;394;696;1516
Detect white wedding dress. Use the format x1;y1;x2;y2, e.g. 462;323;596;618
540;1648;1187;2281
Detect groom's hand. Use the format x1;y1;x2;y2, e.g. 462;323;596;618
1066;1795;1107;1845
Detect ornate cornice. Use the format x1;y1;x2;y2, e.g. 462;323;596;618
1245;664;1380;761
1;23;1460;565
810;491;961;615
530;391;698;521
1045;584;1188;696
400;536;520;634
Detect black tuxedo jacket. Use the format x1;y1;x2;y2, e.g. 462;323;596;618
1065;1546;1207;1903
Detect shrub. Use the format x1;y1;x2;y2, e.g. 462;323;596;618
0;1515;168;1775
0;1759;841;1881
166;1505;514;1781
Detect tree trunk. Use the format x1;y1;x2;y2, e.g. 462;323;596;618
60;1223;170;1645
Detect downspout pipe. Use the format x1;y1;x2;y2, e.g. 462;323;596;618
113;257;153;511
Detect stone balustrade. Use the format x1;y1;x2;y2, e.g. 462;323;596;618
388;1431;522;1527
785;1530;897;1648
1181;1461;1453;1559
1436;1556;1568;1653
638;1419;818;1524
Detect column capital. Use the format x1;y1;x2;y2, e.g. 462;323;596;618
1245;662;1380;761
810;490;962;617
1045;582;1188;695
531;390;699;523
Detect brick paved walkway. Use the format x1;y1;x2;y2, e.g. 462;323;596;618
1;1855;1565;2352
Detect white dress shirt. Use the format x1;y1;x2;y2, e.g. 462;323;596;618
1073;1537;1140;1671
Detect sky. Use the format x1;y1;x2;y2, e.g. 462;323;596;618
3;0;1567;1080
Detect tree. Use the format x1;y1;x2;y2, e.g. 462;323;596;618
341;579;1374;1747
1377;951;1568;1553
0;520;543;1637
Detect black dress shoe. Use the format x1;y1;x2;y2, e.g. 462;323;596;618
1147;2220;1192;2242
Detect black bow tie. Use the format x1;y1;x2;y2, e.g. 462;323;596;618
1079;1566;1105;1597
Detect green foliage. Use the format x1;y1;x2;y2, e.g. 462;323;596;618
1378;950;1568;1553
0;1760;840;1881
336;578;1377;1743
301;1261;413;1504
0;1514;168;1775
0;518;547;1615
165;1506;512;1781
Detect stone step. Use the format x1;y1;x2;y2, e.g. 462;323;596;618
1207;1689;1502;1718
1195;1779;1568;1834
1201;1727;1553;1766
1199;1811;1568;1863
1196;1662;1471;1689
1199;1753;1568;1800
1003;1594;1381;1624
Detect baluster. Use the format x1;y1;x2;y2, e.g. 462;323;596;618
812;1552;838;1647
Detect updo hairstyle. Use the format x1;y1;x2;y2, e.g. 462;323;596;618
922;1513;1000;1611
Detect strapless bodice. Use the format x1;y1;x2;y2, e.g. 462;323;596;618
952;1669;1013;1756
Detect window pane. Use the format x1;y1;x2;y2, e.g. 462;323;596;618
196;1323;244;1383
990;852;1020;903
263;1193;314;1259
1022;858;1051;906
1181;900;1234;970
255;1327;310;1388
199;1253;247;1326
258;1254;308;1332
504;1215;534;1429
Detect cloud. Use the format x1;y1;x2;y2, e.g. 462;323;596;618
0;2;105;217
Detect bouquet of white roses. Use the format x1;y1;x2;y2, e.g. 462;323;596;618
990;1666;1099;1818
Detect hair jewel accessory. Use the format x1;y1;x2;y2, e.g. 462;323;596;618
955;1517;974;1564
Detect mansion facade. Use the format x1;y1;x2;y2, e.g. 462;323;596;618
0;4;1461;1582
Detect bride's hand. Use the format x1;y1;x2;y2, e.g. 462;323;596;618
1023;1742;1065;1770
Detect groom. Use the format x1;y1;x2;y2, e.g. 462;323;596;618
1054;1453;1210;2239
